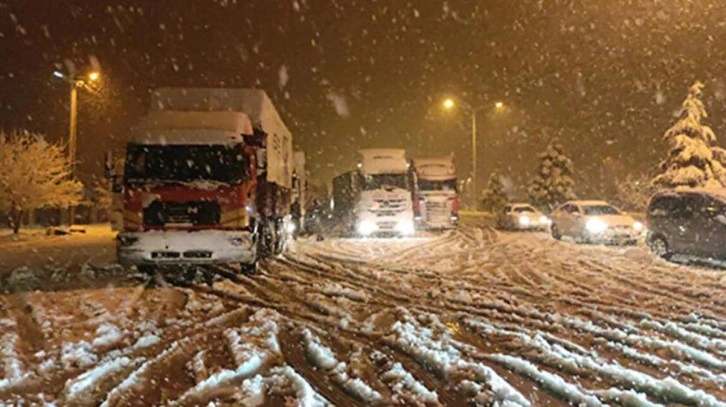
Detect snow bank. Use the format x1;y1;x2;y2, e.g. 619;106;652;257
488;354;603;407
61;341;98;369
465;318;725;407
92;323;124;349
174;309;282;403
132;334;161;350
239;366;328;407
64;357;140;403
0;331;27;389
371;351;439;405
301;329;382;403
383;312;530;406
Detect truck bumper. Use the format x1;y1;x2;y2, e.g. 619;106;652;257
116;230;256;266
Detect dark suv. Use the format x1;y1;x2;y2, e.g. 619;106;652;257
646;189;726;261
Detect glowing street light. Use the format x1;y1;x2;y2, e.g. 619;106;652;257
88;71;100;82
495;101;504;109
443;98;455;110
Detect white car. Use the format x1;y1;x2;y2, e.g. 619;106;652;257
496;204;551;231
549;200;643;244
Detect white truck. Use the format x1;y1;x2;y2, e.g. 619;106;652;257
352;149;415;236
414;156;458;229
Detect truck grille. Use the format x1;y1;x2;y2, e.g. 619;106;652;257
143;201;221;226
372;198;407;216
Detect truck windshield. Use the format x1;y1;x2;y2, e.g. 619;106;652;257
124;144;247;184
361;173;408;191
418;179;457;192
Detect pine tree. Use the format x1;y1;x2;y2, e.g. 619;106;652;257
652;81;726;188
480;173;508;212
0;131;83;233
528;138;576;210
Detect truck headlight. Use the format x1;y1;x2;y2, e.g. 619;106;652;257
357;220;377;236
632;221;644;232
116;235;139;247
518;215;531;226
585;218;608;234
395;220;415;236
229;236;250;246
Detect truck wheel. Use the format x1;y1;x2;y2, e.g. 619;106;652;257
240;261;258;275
137;265;157;275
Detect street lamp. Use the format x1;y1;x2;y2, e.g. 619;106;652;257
53;69;101;226
442;97;504;208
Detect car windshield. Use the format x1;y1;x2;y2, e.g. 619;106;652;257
583;205;621;215
361;173;408;191
418;179;457;191
124;144;247;185
513;206;536;213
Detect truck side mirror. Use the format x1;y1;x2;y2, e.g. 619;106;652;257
111;176;123;193
104;151;115;179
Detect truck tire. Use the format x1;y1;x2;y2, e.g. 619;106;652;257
259;221;274;258
240;261;258;275
137;265;158;275
274;218;286;255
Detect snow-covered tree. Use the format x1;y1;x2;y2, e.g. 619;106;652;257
528;138;576;211
0;131;83;233
652;81;726;188
480;172;508;212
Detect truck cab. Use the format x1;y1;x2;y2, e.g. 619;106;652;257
354;149;415;236
413;157;458;229
115;88;294;274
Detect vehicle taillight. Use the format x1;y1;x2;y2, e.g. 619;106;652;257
451;195;459;213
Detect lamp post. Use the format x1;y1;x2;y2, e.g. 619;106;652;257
53;69;100;226
442;98;504;208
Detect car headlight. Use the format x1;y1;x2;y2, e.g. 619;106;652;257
518;215;531;226
539;215;551;225
632;221;644;232
117;235;139;247
357;220;378;236
395;219;415;235
585;218;608;234
286;223;296;234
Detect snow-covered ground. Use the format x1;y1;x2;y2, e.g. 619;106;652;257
0;227;724;405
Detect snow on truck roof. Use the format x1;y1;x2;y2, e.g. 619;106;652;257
147;88;293;189
414;157;455;179
131;111;253;145
357;149;409;174
150;88;291;140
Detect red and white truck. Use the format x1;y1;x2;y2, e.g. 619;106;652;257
413;156;459;229
114;88;293;274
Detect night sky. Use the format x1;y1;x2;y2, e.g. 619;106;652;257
2;0;726;197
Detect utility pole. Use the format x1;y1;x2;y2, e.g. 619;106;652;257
53;69;100;227
471;110;477;208
68;82;78;225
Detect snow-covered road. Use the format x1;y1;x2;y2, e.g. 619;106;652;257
0;227;724;406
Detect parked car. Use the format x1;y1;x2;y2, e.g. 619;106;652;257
496;203;550;231
550;200;643;244
645;188;726;260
